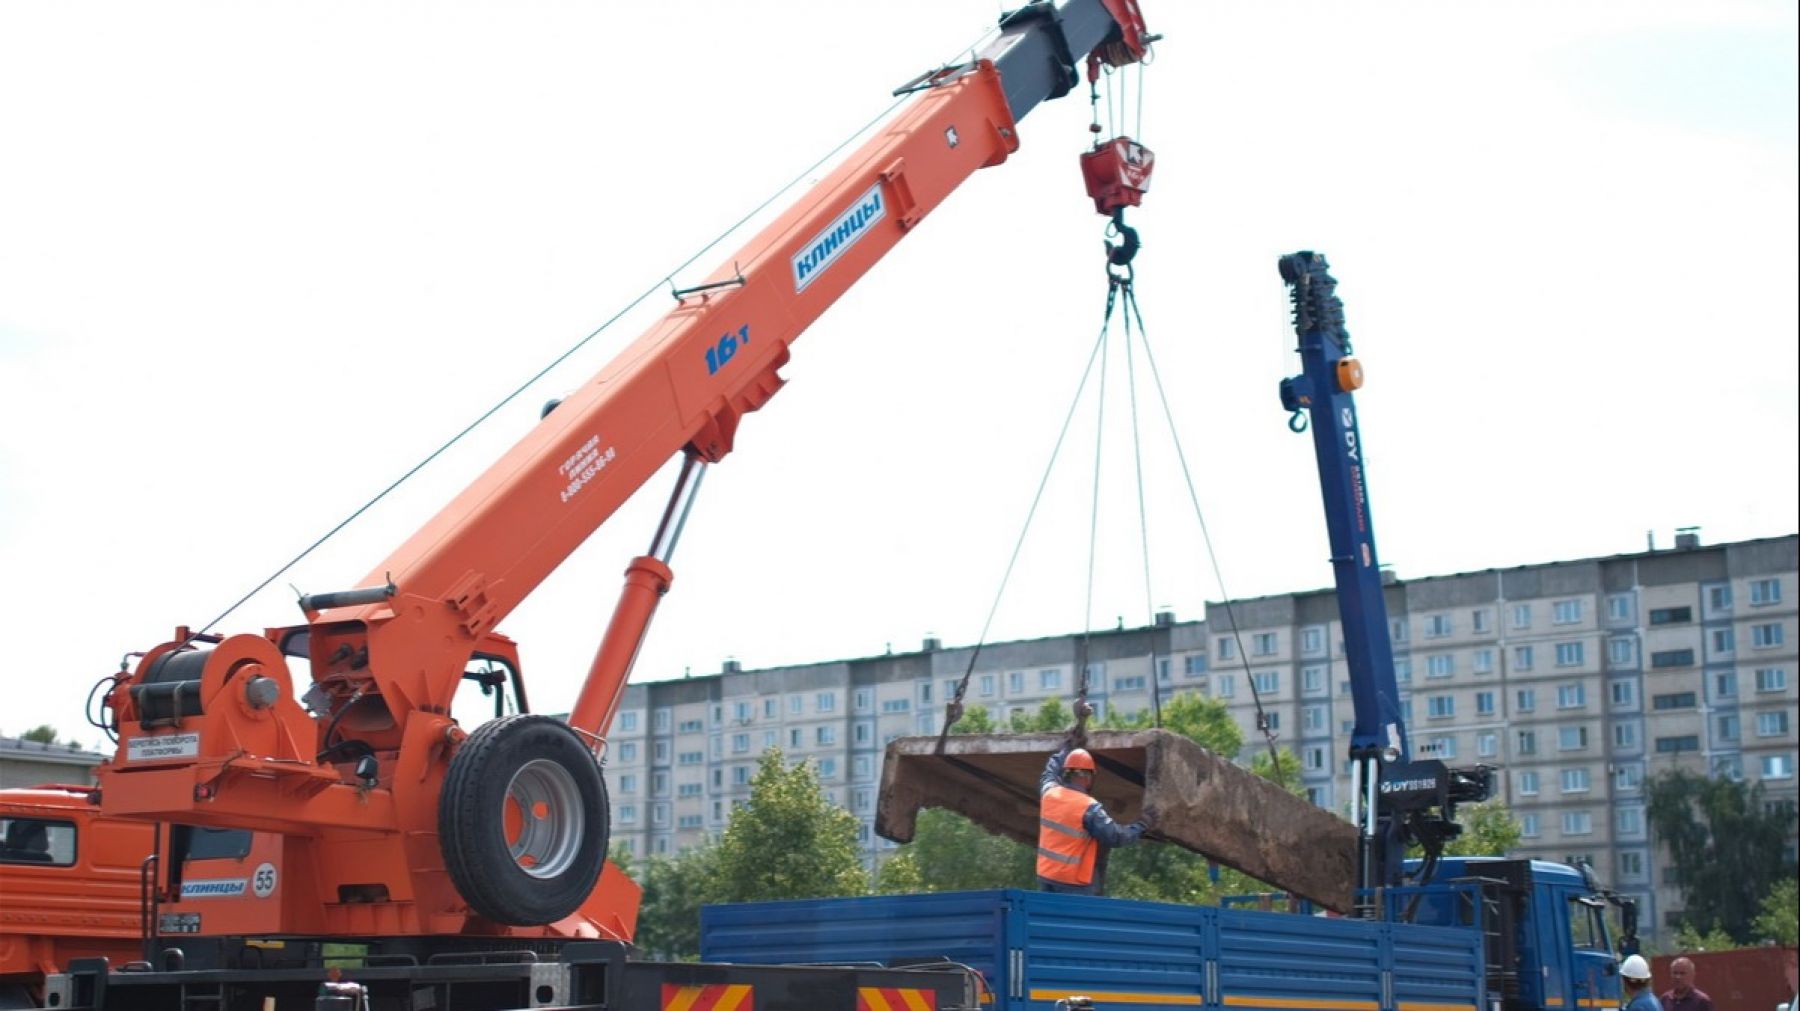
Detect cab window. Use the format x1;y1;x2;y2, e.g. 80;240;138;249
453;654;522;727
1568;896;1610;951
0;817;76;866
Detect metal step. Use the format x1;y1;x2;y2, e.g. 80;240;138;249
875;728;1359;912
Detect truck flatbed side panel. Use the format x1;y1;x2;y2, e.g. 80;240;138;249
703;889;1486;1011
876;729;1359;912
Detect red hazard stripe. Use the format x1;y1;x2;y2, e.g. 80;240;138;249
857;986;937;1011
661;983;753;1011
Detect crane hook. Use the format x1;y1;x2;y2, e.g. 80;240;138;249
1104;207;1140;268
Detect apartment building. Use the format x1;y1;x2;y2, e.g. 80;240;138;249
605;532;1797;936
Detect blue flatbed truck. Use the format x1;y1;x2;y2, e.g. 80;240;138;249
703;858;1627;1010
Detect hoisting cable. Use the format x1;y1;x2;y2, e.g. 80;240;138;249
1121;272;1163;729
1072;265;1116;738
1119;282;1284;778
166;17;1009;645
935;281;1123;753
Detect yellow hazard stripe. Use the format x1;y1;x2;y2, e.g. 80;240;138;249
663;984;752;1011
1030;990;1204;1006
1222;998;1380;1010
857;988;936;1011
716;985;753;1011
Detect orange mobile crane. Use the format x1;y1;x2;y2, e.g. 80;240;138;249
39;2;1156;1007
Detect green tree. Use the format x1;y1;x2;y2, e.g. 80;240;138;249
706;749;867;904
20;725;57;744
1753;876;1799;946
1442;799;1523;858
1646;768;1791;942
1672;921;1740;953
630;843;716;961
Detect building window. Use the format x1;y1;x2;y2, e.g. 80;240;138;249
1618;850;1645;878
1512;604;1532;630
1513;646;1534;672
1184;654;1207;676
1555;642;1585;668
1217;637;1237;660
764;698;779;719
677;751;703;766
1757;711;1791;737
815;726;836;746
1301;627;1325;655
1425;614;1452;639
1516;688;1536;713
676;718;703;734
1265;712;1281;731
653;742;670;763
1477;732;1497;757
789;728;803;748
853;688;872;713
1517;770;1540;795
1650;649;1695;669
1558;725;1589;751
677;782;702;798
762;730;777;750
881;698;910;714
1252;671;1279;695
816;692;837;713
1471;609;1491;633
1520;813;1540;838
1158;658;1171;683
1616;763;1642;791
1607;594;1634;622
1652;691;1696;711
1302;705;1326;731
918;682;932;704
620;742;639;762
1654;735;1700;754
1707;584;1734;612
1422;736;1455;759
731;733;749;754
1395;658;1412;683
1391;620;1410;644
620;712;640;733
1517;730;1537;756
1252;632;1278;656
1752;623;1786;648
853;755;872;780
1427;695;1454;719
619;773;638;794
1613;721;1638;749
1427;655;1454;678
733;701;752;722
1472;649;1494;674
979;674;995;697
732;765;750;786
1562;811;1593;836
1557;683;1586;709
618;804;637;824
1553;600;1582;625
1750;578;1783;605
652;771;670;796
654;710;672;732
1008;670;1025;695
1114;675;1147;692
1561;768;1591;793
1650;606;1693;626
1215;674;1236;699
788;695;804;715
1610;679;1636;707
1304;746;1326;771
1755;667;1788;693
1476;691;1496;716
1608;638;1635;667
1302;666;1326;694
1039;669;1062;690
1716;714;1740;742
1762;754;1795;779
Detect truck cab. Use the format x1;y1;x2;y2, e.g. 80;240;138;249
1390;857;1623;1010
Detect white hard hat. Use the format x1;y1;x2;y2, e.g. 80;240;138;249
1620;954;1652;980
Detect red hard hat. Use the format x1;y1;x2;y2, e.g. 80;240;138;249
1065;748;1096;772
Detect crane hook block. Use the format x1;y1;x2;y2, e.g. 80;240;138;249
1081;136;1154;215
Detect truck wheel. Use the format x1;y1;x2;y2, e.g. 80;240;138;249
438;714;609;925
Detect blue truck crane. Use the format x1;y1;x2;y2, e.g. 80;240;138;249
706;253;1642;1011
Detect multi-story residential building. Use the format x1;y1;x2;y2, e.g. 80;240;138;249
605;532;1797;938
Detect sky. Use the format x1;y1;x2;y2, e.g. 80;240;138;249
2;0;1795;747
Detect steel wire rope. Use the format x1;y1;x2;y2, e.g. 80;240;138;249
176;26;1015;643
1119;283;1284;777
937;286;1118;743
1121;281;1163;728
1074;279;1114;719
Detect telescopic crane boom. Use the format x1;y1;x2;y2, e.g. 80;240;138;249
94;0;1156;940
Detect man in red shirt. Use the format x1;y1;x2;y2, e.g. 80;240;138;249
1659;956;1713;1011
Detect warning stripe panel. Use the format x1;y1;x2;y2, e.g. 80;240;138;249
661;982;753;1011
857;986;938;1011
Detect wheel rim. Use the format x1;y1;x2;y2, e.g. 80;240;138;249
503;758;585;879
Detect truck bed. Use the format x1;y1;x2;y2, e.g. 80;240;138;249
876;729;1359;912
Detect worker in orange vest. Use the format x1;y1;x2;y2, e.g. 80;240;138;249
1036;706;1157;895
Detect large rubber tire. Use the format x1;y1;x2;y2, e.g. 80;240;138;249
439;714;609;925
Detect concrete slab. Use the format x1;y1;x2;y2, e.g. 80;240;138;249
875;729;1358;912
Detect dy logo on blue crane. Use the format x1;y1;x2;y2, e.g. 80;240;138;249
705;324;750;376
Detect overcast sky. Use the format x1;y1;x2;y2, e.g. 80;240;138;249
2;0;1795;746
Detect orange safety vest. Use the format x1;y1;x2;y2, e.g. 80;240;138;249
1036;785;1098;885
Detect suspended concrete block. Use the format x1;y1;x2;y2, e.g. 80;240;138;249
875;728;1359;913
